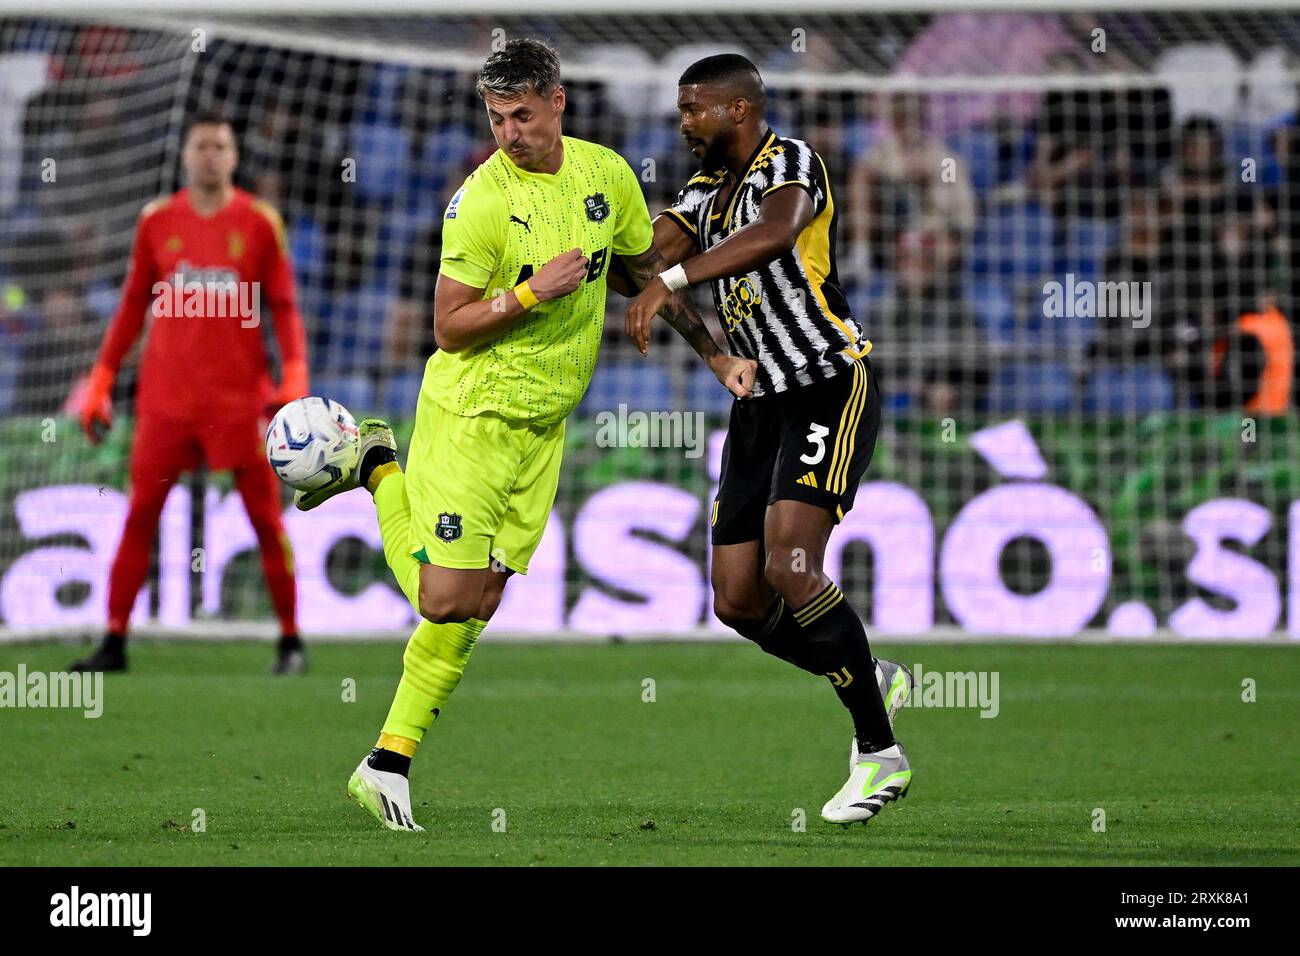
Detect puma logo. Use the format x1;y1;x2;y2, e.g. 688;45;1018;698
509;214;531;233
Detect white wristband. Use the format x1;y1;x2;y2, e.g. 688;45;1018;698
659;263;689;292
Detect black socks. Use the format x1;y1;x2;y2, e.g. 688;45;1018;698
737;597;823;676
366;747;411;778
792;583;895;754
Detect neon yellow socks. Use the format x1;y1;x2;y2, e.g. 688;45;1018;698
372;467;422;614
381;617;488;745
369;462;486;753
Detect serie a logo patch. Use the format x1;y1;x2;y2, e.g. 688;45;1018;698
584;193;609;222
436;512;463;542
445;187;465;220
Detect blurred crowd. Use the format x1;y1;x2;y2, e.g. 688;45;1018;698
2;13;1300;420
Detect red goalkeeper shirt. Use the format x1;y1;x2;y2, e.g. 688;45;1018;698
95;187;306;424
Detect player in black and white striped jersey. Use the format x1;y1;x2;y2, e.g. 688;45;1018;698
626;53;914;826
657;122;866;395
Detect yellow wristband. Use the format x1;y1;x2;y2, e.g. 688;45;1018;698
514;280;539;310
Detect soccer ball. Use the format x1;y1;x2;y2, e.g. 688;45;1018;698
265;397;360;492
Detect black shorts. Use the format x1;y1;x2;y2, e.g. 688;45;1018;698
711;356;882;546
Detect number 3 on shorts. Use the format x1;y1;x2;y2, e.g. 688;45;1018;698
801;422;830;464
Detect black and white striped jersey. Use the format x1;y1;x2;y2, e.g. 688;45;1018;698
661;127;871;398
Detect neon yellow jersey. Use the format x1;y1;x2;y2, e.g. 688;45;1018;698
429;135;654;425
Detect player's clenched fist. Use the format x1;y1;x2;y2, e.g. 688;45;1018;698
529;247;589;302
711;354;758;400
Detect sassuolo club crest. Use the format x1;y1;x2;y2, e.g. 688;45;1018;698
584;193;610;222
436;512;463;542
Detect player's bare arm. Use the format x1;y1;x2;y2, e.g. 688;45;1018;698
624;186;815;347
607;212;692;297
619;227;755;399
433;246;588;353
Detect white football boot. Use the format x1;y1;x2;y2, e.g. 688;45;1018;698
876;657;914;723
822;742;912;826
347;753;424;832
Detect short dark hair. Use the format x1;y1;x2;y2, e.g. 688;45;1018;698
476;38;561;100
678;53;766;113
185;111;234;138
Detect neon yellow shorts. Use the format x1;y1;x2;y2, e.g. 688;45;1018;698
405;395;565;574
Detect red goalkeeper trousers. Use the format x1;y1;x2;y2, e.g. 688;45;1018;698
105;412;297;636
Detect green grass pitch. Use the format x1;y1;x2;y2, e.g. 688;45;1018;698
1;639;1297;866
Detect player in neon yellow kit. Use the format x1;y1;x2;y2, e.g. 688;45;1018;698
297;38;756;831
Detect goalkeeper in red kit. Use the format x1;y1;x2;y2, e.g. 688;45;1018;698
70;113;310;675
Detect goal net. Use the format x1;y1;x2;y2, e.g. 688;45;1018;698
2;5;1299;640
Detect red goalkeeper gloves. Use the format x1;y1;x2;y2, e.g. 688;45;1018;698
78;363;114;445
271;357;309;408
